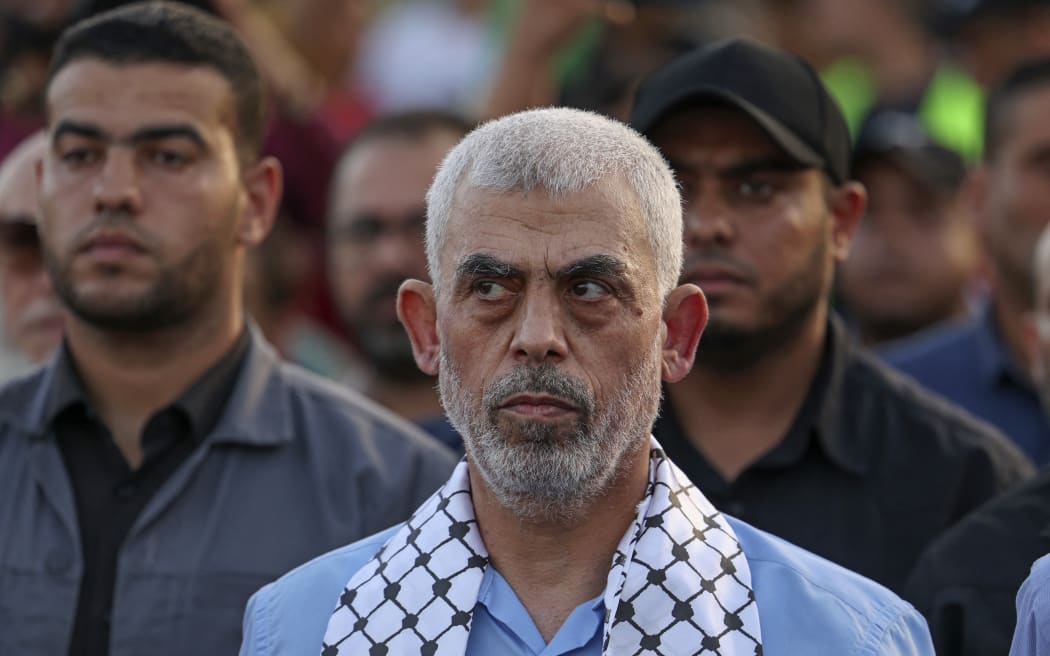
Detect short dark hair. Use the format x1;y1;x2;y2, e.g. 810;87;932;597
984;57;1050;162
48;1;265;164
340;110;474;161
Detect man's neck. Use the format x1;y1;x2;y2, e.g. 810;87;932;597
992;288;1035;381
469;443;650;643
63;307;243;468
668;309;828;482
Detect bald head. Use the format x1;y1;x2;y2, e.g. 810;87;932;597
0;133;46;220
0;132;63;365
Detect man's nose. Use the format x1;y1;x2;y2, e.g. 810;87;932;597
510;291;567;365
371;231;422;274
684;193;736;249
93;150;142;215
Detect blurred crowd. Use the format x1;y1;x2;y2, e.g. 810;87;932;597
5;0;1050;388
7;0;1050;654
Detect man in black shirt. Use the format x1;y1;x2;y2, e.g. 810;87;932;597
628;38;1032;593
0;4;456;655
901;218;1050;656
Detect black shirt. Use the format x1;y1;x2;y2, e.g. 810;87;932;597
48;331;250;656
653;317;1033;593
903;468;1050;656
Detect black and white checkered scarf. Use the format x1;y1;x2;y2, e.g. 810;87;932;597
322;438;762;655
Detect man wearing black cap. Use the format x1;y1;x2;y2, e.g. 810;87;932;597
838;111;979;346
630;38;1031;594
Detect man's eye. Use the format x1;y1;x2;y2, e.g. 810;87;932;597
341;219;382;244
475;280;511;299
148;149;189;168
60;148;100;167
569;281;609;300
736;178;774;200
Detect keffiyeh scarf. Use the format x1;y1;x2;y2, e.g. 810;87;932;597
322;438;762;655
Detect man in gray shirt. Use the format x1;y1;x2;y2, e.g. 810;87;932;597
0;4;456;654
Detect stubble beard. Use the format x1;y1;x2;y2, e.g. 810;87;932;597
439;344;662;524
45;232;226;334
695;236;828;372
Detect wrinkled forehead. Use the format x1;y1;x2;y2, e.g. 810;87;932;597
439;178;647;280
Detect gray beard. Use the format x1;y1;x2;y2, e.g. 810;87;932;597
439;346;661;523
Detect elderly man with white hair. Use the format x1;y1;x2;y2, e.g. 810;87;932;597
0;132;64;376
240;108;933;655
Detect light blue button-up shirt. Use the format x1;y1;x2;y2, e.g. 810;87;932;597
1011;553;1050;656
240;517;933;655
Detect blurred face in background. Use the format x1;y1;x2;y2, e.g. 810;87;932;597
649;104;860;369
955;8;1050;88
977;84;1050;309
38;60;267;334
327;130;459;380
839;154;979;344
0;134;63;362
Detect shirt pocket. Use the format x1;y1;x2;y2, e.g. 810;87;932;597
176;571;278;653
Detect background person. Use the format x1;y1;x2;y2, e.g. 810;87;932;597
633;38;1031;594
884;58;1050;465
0;131;64;375
326;110;472;449
903;220;1050;656
837;111;979;346
0;5;456;655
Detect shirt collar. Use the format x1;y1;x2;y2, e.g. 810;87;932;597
42;328;251;444
763;315;868;476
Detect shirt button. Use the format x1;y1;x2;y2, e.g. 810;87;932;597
114;482;138;500
45;550;72;575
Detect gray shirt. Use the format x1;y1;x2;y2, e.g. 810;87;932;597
0;327;458;655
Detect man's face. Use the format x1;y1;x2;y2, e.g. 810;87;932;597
38;60;248;332
328;133;457;379
649;105;838;368
434;180;666;520
839;157;977;342
980;85;1050;308
0;139;63;361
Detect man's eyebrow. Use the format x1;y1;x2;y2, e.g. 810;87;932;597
720;157;810;178
52;120;106;143
557;254;627;280
51;120;206;148
455;253;519;280
127;125;206;147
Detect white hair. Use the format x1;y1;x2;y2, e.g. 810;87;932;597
425;107;683;297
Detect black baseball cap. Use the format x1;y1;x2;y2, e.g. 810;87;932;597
629;38;852;184
852;111;967;193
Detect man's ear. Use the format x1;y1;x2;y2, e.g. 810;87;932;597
661;283;707;383
237;156;282;248
829;180;867;260
397;279;440;375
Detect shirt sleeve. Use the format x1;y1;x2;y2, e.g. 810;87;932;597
240;586;274;656
866;606;935;656
1010;555;1050;656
